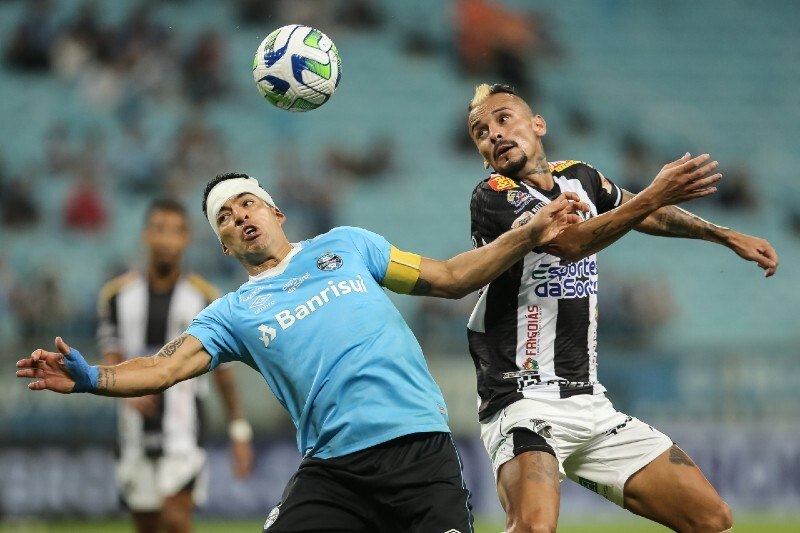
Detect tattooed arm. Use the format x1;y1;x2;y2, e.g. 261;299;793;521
541;191;659;262
15;334;212;396
95;334;211;396
625;189;727;241
406;193;589;298
541;153;722;262
623;189;780;277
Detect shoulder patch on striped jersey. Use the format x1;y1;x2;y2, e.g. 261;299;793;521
598;171;614;194
98;271;138;306
549;160;591;173
187;273;221;304
487;175;519;191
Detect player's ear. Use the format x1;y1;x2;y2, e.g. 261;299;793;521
532;114;547;137
221;243;230;256
273;207;286;225
483;160;490;169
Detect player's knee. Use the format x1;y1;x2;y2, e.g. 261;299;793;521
506;513;557;533
684;499;733;532
712;500;733;531
160;505;191;533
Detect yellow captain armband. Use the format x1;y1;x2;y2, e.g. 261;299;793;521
383;246;422;294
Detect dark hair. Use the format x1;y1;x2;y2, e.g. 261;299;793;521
468;83;518;111
145;198;187;224
201;172;250;217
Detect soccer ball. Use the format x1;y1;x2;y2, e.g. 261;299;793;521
252;24;342;112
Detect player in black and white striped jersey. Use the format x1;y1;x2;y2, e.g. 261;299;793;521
469;160;620;408
98;199;254;533
466;84;778;533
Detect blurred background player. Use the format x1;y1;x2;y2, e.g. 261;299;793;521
466;83;778;533
97;198;254;533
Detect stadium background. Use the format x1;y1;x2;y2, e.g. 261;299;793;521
1;0;798;531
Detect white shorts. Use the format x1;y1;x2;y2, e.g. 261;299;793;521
116;450;208;512
480;394;672;507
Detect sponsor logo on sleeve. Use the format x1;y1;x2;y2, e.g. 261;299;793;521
316;252;343;271
488;175;518;191
599;171;614;194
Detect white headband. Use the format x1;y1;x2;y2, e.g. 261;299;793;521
205;176;278;239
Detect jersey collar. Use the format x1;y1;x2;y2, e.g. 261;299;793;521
247;243;302;282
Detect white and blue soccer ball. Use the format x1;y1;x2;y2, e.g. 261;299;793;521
253;24;342;112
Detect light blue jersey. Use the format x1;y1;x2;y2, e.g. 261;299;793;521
185;227;449;459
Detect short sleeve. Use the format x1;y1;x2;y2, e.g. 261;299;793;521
589;168;622;214
184;297;243;370
340;226;392;282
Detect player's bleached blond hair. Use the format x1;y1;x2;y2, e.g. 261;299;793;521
469;83;518;111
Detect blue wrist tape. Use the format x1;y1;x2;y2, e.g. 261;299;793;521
63;347;99;393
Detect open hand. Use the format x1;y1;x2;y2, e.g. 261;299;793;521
645;153;722;207
527;192;590;246
726;231;779;277
16;337;78;393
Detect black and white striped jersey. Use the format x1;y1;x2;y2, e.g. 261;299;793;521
97;272;220;458
468;161;623;421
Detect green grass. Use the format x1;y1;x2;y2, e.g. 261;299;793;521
2;517;800;533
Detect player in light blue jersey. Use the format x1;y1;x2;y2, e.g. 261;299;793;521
17;172;588;531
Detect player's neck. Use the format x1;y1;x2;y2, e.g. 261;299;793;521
519;154;554;190
245;239;294;277
148;263;181;293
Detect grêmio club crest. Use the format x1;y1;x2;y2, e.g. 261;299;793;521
316;252;343;271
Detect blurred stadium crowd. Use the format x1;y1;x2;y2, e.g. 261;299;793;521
0;0;798;522
1;0;798;419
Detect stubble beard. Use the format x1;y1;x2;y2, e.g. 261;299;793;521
240;236;272;268
498;153;528;177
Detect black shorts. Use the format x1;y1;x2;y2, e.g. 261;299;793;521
262;432;473;532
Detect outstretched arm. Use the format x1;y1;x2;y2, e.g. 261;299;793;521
394;192;589;299
16;334;212;396
624;189;779;277
627;188;730;241
541;153;721;262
